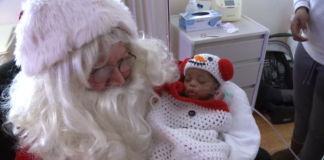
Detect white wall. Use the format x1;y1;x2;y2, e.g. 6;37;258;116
1;0;294;41
123;0;169;43
0;0;23;25
170;0;294;35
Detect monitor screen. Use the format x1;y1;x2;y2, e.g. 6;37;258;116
225;0;235;6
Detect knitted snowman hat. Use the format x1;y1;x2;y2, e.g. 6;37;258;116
183;53;234;85
15;0;138;76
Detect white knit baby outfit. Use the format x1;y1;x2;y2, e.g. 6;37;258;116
147;54;235;160
147;82;232;160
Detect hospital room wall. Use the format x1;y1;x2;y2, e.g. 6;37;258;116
0;0;23;25
1;0;294;40
170;0;294;36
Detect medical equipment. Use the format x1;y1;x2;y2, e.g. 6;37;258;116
210;0;242;22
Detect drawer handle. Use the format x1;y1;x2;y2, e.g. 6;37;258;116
201;33;219;38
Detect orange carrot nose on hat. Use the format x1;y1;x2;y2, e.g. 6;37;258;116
15;0;138;76
194;55;207;62
182;53;234;85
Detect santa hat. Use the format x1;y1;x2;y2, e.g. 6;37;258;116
15;0;138;76
182;53;234;85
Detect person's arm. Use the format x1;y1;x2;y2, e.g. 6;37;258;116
294;0;310;12
292;0;310;41
220;81;261;160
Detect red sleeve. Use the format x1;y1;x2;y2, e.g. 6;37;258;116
15;147;36;160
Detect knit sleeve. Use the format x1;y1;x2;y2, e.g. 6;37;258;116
219;81;261;160
294;0;309;13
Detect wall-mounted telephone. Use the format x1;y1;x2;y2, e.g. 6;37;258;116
210;0;242;22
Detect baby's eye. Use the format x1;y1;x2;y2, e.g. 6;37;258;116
198;81;206;84
184;77;192;82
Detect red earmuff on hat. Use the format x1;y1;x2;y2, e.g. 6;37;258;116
218;58;234;81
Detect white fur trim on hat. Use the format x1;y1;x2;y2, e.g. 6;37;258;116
15;0;138;76
184;53;234;85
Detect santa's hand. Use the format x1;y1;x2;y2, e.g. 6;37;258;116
215;90;225;100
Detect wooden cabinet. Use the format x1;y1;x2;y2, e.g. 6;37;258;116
170;15;269;107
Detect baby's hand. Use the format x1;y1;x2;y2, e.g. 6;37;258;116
215;90;225;100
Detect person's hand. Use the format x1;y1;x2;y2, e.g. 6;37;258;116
291;7;309;42
215;90;225;100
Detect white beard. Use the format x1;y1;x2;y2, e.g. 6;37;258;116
74;85;152;160
8;73;153;160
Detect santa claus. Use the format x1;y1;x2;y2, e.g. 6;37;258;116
2;0;179;160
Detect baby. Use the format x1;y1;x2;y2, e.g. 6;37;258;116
182;54;226;101
147;53;260;160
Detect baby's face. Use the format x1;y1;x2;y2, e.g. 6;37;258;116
184;68;219;100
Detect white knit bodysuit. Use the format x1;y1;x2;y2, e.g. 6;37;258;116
147;81;232;160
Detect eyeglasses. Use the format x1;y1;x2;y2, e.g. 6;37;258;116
90;53;136;83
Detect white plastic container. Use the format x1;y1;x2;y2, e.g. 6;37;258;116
185;0;199;12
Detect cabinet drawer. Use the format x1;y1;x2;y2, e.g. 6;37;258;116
232;62;260;87
194;39;264;63
243;87;255;105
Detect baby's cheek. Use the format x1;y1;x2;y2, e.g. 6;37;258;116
183;82;190;90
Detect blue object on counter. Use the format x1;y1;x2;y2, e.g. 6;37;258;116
179;10;222;32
